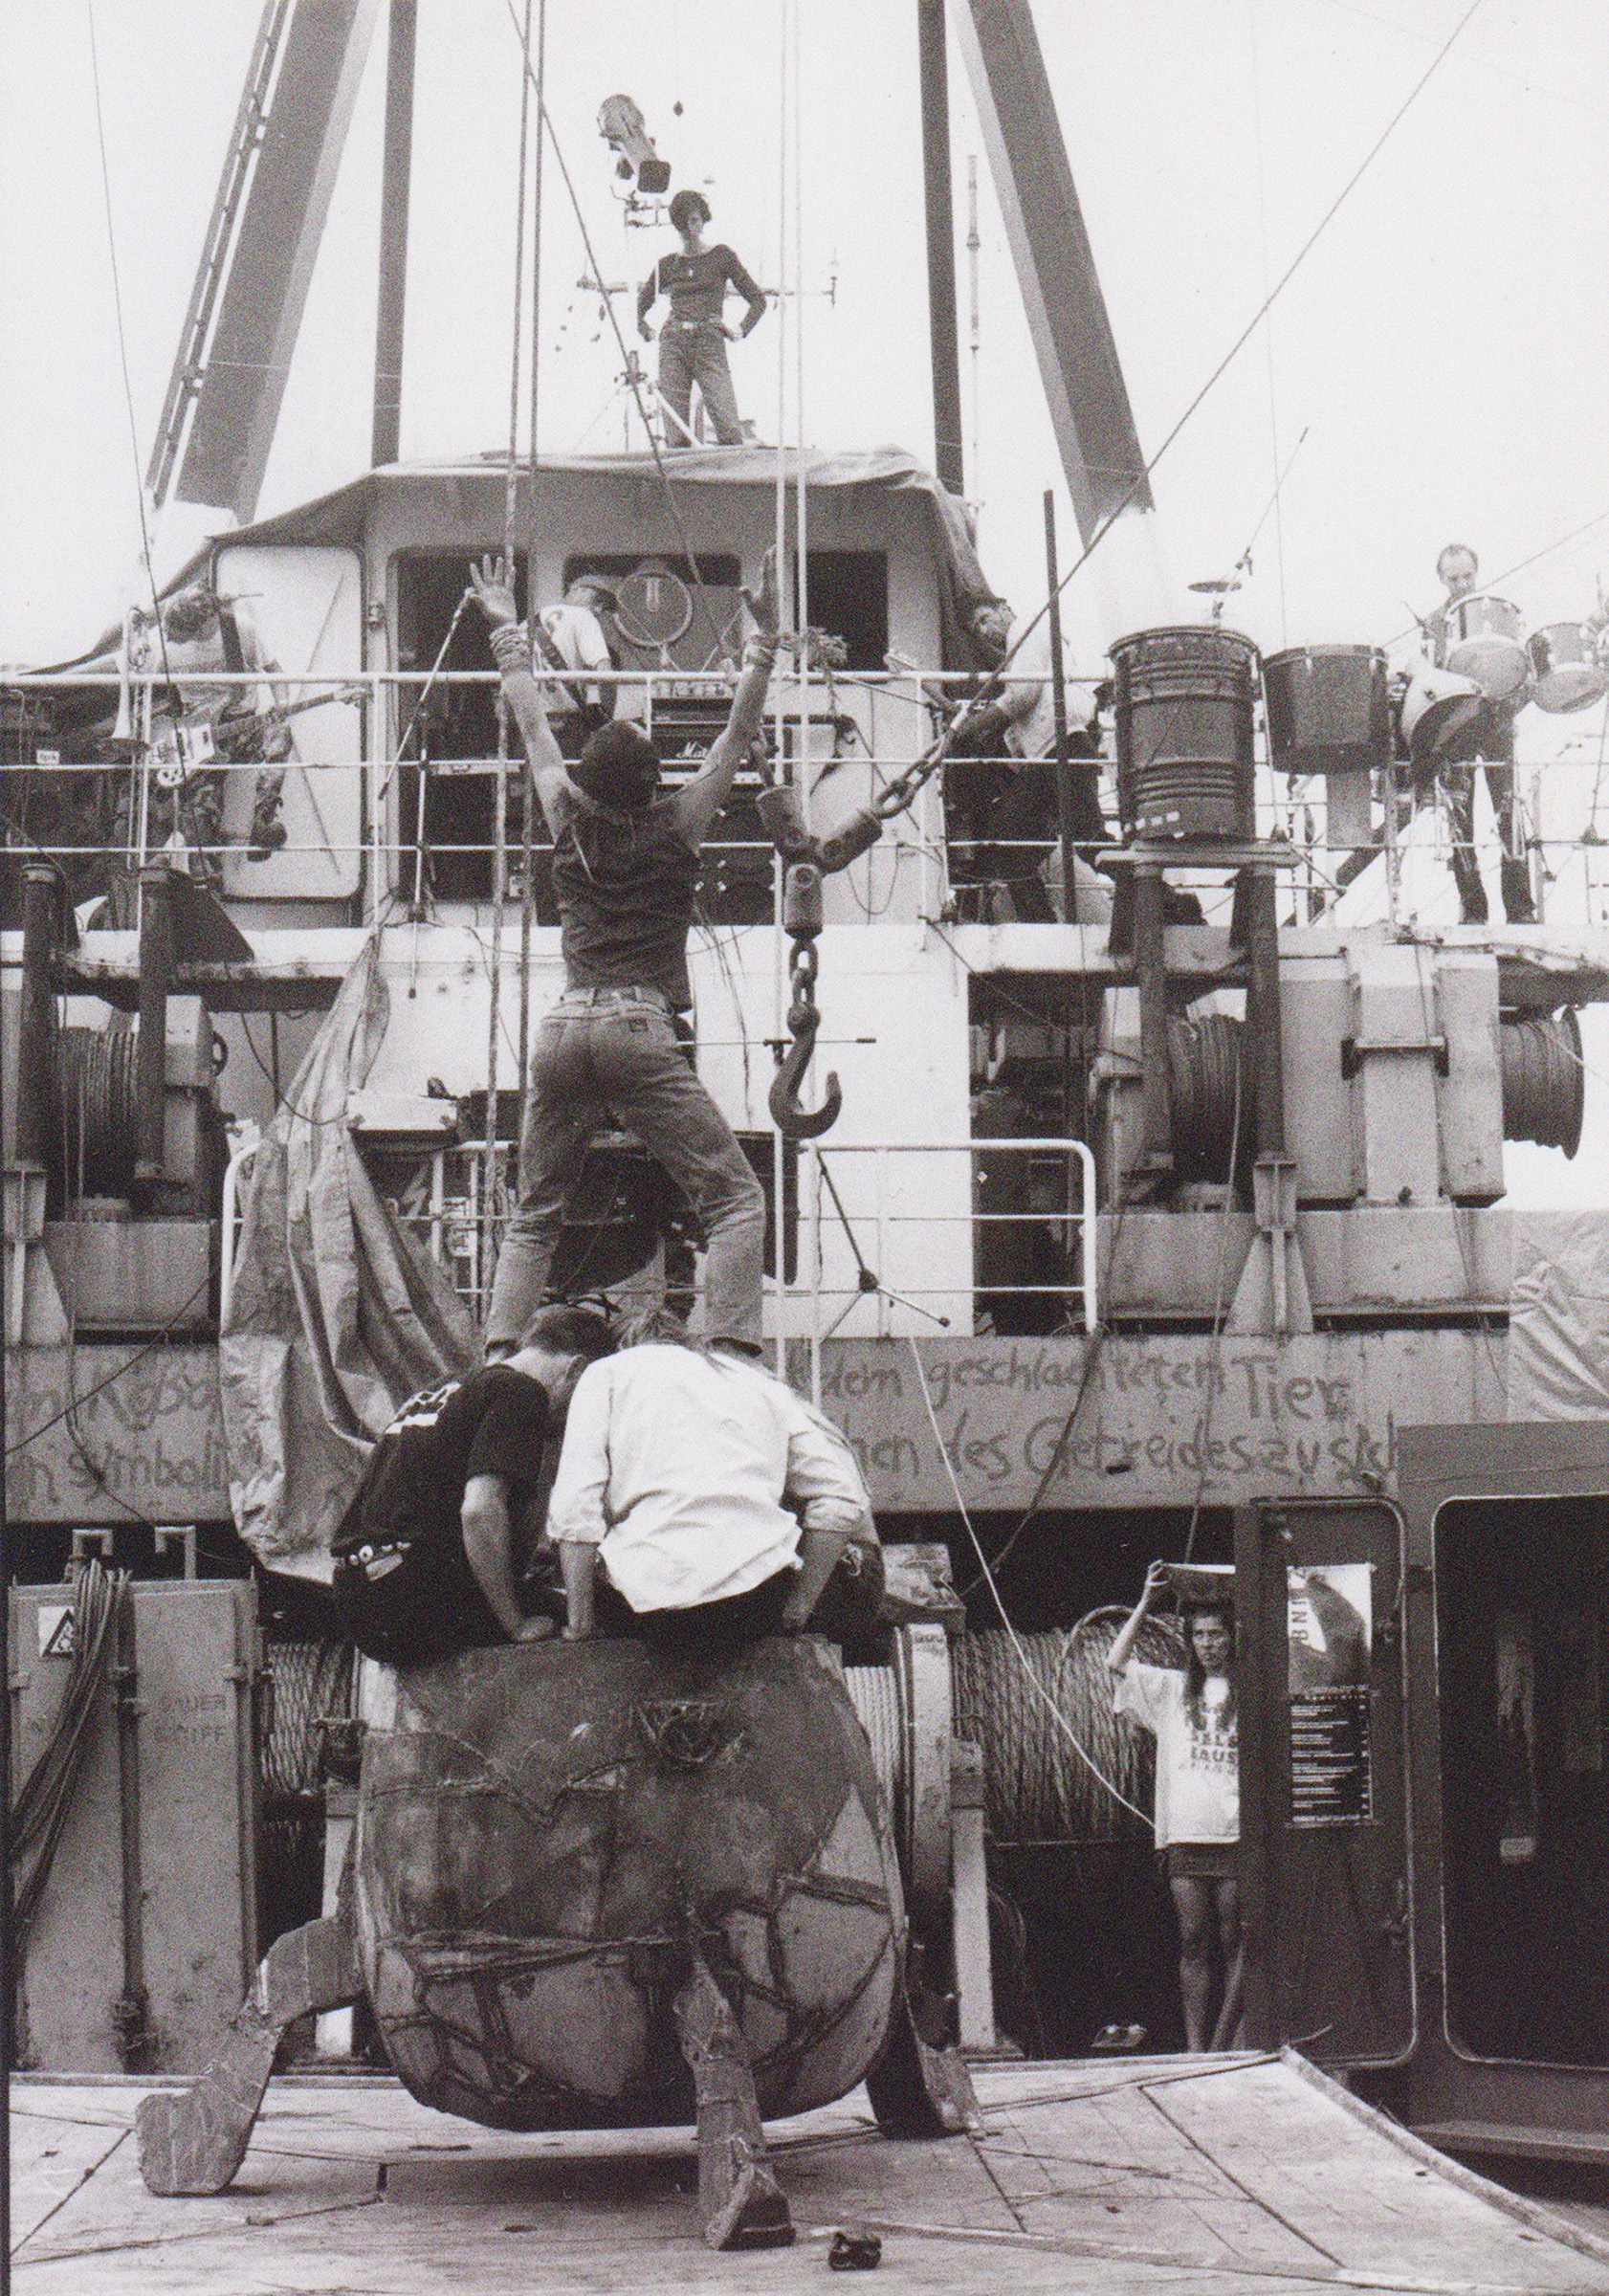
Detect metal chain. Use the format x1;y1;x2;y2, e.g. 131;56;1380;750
870;722;960;823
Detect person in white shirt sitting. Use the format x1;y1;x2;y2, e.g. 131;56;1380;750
546;1307;883;1660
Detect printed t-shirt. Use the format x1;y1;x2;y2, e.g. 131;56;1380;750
1114;1660;1239;1848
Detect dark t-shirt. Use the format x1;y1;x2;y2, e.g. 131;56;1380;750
646;245;763;329
333;1367;552;1569
551;798;700;1008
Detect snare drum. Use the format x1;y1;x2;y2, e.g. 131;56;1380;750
1526;621;1608;714
1439;593;1529;702
1399;659;1486;777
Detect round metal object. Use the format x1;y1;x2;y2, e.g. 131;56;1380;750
613;560;694;651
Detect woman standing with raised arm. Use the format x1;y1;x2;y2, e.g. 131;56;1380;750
1108;1559;1243;2050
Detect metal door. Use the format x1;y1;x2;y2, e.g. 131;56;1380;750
1236;1496;1415;2064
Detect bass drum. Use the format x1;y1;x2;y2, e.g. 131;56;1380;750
1526;621;1607;715
1263;646;1391;778
1399;661;1486;778
1441;593;1529;702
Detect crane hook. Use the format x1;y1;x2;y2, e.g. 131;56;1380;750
769;861;842;1139
769;1024;842;1139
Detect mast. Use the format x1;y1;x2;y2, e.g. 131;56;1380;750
371;0;418;468
916;0;964;497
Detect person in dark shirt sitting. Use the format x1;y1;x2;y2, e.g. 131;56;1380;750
331;1303;613;1667
637;188;766;447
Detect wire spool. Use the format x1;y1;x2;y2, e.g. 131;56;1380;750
260;1640;355;1944
953;1613;1182;1846
845;1664;899;1808
1501;1009;1584;1157
53;1027;141;1200
1168;1012;1244;1183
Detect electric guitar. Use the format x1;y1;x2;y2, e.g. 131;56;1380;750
146;683;364;787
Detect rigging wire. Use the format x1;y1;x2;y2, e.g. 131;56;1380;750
517;0;550;1168
1245;1;1289;649
83;0;159;623
995;0;1487;679
496;0;729;672
484;0;541;1293
908;1338;1152;1828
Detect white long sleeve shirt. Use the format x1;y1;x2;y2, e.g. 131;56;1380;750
547;1345;872;1613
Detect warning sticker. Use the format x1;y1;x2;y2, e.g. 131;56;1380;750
37;1604;76;1658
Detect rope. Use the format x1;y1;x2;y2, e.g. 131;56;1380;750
908;1338;1153;1827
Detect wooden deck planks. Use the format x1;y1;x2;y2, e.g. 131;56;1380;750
10;2057;1609;2296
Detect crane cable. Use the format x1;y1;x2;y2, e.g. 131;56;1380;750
484;0;540;1284
988;0;1487;688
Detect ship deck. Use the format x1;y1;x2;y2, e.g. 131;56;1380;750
11;2049;1609;2294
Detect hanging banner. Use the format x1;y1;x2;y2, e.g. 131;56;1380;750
1287;1562;1374;1827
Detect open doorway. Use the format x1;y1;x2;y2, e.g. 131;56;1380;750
1436;1494;1609;2065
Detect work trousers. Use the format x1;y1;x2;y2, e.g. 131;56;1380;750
598;1543;887;1663
1441;754;1533;924
332;1534;506;1668
484;985;766;1353
657;321;744;447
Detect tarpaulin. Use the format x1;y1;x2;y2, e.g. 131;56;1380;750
219;939;476;1580
140;446;1003;675
1507;1211;1609;1422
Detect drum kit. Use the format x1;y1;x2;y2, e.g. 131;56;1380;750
1389;595;1608;781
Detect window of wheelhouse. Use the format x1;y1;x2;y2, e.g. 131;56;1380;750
1434;1492;1609;2066
393;551;528;905
796;551;888;673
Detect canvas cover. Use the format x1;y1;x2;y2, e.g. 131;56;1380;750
219;939;475;1580
1507;1210;1609;1421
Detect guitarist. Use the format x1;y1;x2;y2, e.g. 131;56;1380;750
135;585;293;881
529;574;620;760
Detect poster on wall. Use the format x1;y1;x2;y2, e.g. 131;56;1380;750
1287;1563;1374;1826
1495;1609;1538;1863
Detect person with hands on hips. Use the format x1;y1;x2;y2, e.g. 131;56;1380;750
468;547;777;1361
637;188;766;447
1107;1558;1243;2051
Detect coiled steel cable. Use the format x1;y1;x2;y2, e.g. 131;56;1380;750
849;1610;1184;1849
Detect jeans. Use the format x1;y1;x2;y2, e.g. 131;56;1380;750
657;321;744;446
485;985;766;1351
596;1542;887;1662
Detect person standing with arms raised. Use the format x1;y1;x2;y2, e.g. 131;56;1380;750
1108;1559;1243;2051
468;548;778;1361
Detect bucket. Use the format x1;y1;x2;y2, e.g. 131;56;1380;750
1112;626;1259;840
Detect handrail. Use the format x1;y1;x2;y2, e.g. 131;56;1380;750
803;1135;1098;1336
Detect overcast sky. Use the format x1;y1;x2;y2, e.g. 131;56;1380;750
4;0;1607;660
3;0;1607;1194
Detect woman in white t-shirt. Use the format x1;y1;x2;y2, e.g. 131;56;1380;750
1107;1559;1242;2050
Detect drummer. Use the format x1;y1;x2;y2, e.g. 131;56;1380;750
1426;543;1534;927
